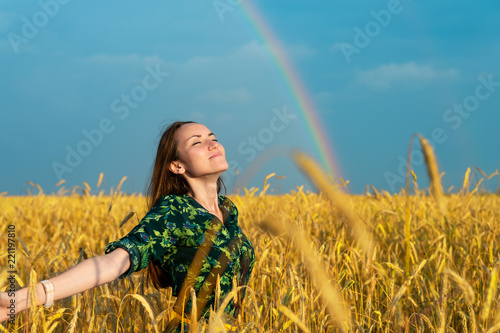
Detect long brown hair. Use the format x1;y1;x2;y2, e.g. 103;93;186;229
145;121;226;289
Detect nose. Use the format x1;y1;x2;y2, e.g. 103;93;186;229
208;140;218;150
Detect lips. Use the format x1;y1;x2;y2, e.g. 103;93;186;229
209;152;223;159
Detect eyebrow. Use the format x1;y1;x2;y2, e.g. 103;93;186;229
186;132;215;142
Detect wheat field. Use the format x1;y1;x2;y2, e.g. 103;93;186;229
1;143;500;332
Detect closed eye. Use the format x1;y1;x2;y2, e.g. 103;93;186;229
191;138;217;146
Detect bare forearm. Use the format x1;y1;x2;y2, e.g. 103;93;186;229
48;253;126;302
1;248;130;317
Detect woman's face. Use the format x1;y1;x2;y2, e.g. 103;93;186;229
170;123;228;178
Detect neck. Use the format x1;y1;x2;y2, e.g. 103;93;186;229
185;175;221;213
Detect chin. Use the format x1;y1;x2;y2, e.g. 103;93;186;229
218;164;229;174
217;163;229;175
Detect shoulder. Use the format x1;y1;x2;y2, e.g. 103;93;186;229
154;194;207;218
219;195;238;215
146;194;192;220
219;195;235;206
154;194;191;208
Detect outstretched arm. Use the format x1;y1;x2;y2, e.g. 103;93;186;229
0;248;130;323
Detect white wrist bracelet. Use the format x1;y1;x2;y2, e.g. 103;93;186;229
40;280;54;308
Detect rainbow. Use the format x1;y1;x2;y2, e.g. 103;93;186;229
239;2;342;181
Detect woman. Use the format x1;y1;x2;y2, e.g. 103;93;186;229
0;121;255;332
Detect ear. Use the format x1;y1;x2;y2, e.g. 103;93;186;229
169;160;185;175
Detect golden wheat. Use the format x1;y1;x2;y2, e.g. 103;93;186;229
418;135;445;213
0;158;499;332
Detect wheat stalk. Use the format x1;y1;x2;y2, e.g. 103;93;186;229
1;172;500;332
292;151;375;255
259;215;351;332
418;135;445;212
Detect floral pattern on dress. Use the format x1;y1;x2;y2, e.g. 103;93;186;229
104;194;255;333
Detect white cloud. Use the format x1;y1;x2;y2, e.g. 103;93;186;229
183;55;217;68
329;42;343;54
285;43;317;59
233;40;316;60
83;54;163;66
0;11;42;54
313;91;336;105
233;40;268;59
199;87;252;104
356;62;460;90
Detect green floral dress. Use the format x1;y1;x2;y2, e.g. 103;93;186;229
104;194;255;332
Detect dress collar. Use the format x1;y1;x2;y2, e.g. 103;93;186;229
182;194;231;223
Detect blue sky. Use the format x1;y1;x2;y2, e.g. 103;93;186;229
1;0;499;195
